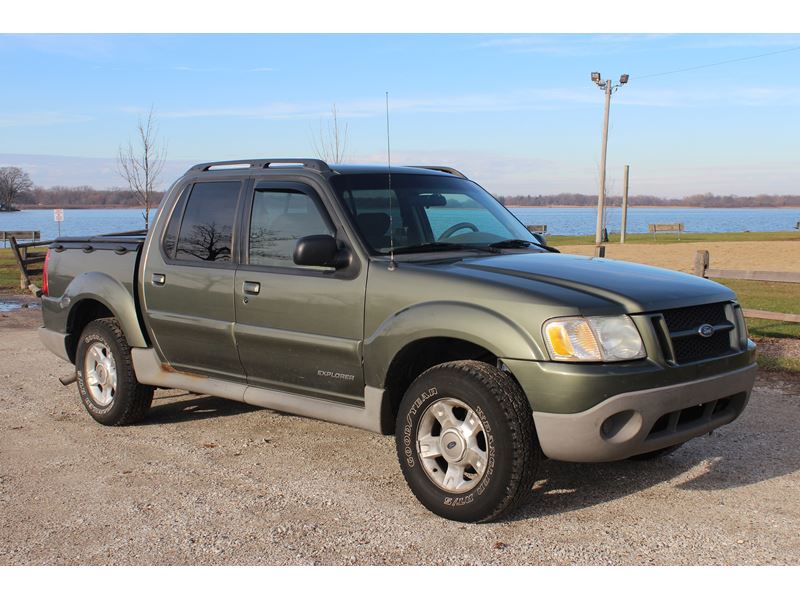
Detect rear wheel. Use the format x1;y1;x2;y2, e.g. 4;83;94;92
395;360;540;522
75;318;154;426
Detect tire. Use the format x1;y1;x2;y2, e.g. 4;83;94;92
395;360;540;523
628;443;684;461
75;317;154;426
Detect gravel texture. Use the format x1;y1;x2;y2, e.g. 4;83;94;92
1;326;798;565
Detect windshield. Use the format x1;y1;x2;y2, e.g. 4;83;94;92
330;173;537;254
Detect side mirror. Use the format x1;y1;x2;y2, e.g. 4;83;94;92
293;235;351;269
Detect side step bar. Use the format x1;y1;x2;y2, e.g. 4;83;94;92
130;348;384;433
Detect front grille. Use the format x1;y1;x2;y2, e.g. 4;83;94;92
662;302;727;332
671;333;732;363
655;302;735;364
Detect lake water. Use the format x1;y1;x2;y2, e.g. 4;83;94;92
2;206;799;241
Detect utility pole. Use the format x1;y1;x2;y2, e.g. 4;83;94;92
591;72;628;256
621;164;630;244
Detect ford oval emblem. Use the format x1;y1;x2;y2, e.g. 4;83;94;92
698;324;715;338
446;441;457;450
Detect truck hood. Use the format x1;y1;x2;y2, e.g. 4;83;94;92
443;252;736;314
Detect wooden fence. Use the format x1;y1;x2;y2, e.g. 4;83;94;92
694;250;800;323
9;236;52;295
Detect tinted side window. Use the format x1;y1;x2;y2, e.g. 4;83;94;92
249;189;333;268
162;188;189;258
175;181;241;263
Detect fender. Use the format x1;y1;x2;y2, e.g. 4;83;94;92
363;300;546;388
61;271;148;348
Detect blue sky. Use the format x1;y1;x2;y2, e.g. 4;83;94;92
1;33;799;196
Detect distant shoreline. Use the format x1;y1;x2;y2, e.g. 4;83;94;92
11;204;799;211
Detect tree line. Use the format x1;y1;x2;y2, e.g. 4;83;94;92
13;186;165;208
497;193;800;208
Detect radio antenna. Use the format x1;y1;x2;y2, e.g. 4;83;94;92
386;91;396;271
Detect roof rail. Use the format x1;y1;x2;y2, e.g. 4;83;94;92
407;165;467;178
189;158;331;173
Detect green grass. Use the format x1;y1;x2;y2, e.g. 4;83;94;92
549;231;800;245
715;278;800;338
0;248;41;294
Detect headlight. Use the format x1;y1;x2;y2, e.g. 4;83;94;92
544;315;645;362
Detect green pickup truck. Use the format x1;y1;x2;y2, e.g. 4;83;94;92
39;159;757;522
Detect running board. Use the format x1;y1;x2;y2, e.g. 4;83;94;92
131;348;384;433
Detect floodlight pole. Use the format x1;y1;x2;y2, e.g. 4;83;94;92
591;73;628;257
594;80;612;254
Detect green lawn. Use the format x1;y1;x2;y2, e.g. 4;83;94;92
716;278;800;338
0;247;44;293
549;231;800;245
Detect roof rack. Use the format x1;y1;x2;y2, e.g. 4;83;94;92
189;158;331;173
407;165;467;178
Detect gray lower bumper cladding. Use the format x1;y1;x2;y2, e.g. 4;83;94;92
533;364;757;462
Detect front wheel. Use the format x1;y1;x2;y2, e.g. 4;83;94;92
395;360;540;522
75;317;154;426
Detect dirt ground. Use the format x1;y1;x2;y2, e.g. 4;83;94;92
559;240;800;273
1;324;798;565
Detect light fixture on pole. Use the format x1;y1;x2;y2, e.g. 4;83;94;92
591;72;628;256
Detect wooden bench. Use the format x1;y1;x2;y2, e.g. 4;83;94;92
648;223;684;240
1;230;40;248
526;224;547;235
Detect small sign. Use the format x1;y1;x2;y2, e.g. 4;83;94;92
54;208;64;222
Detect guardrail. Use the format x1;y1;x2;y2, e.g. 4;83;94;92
1;230;40;248
694;250;800;323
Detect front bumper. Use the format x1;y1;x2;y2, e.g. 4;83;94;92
530;363;756;462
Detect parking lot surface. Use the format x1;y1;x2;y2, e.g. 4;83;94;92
1;327;798;565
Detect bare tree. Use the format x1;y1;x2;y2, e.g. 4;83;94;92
0;166;34;211
311;104;349;164
117;107;167;229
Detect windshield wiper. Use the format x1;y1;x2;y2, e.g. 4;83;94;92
488;239;560;253
391;242;488;255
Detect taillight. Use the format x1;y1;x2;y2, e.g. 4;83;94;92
42;250;50;296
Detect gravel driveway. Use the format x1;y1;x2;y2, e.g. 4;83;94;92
1;326;798;565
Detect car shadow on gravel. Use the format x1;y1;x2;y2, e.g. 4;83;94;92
142;394;260;425
508;433;800;522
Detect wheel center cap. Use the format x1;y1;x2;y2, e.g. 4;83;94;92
440;429;466;462
96;364;107;385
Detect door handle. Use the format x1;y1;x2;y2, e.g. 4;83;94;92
242;281;261;295
152;273;166;286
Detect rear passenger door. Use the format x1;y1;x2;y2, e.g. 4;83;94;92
233;181;367;402
141;179;245;381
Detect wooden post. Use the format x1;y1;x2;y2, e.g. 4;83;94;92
694;250;709;278
621;165;629;244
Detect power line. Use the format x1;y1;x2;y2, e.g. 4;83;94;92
633;45;800;81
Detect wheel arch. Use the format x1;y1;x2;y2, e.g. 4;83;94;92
63;272;148;362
